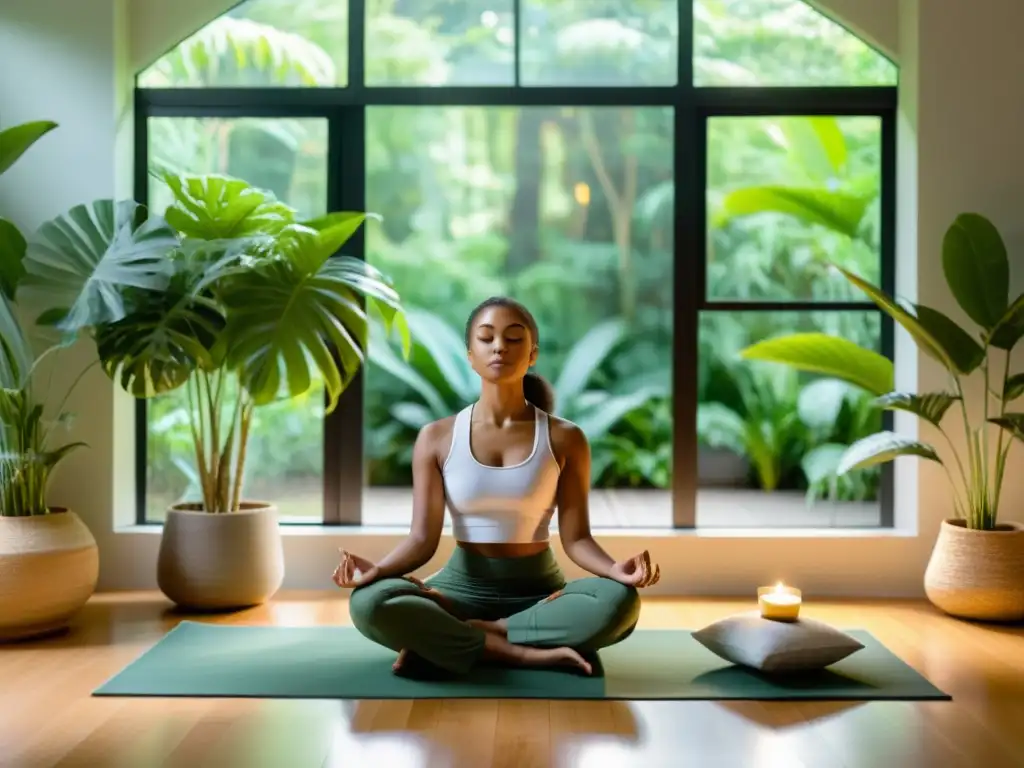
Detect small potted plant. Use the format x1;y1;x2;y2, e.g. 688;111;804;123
741;212;1024;621
0;119;100;640
22;173;408;611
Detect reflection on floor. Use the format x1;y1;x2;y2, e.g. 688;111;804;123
3;593;1021;767
148;487;880;528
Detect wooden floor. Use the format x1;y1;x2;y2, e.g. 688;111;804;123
1;592;1023;768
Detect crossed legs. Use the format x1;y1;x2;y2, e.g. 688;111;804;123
348;576;640;675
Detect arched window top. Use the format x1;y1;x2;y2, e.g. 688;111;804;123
138;0;896;89
695;0;897;86
138;0;348;88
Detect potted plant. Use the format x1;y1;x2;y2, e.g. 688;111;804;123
22;173;408;611
0;119;100;640
740;212;1024;621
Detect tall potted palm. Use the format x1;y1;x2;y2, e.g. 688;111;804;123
740;213;1024;621
0;119;100;640
22;173;408;610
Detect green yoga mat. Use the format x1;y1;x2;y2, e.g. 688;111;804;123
93;621;949;701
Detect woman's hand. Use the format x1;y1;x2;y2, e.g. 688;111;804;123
608;550;661;588
333;549;380;588
401;574;456;615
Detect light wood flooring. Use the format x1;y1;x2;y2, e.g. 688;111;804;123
1;592;1022;767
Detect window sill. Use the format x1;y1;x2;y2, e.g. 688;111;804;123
114;523;918;539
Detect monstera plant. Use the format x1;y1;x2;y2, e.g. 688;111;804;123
741;212;1024;622
21;173;408;610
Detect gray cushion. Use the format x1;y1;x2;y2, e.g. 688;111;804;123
691;611;865;673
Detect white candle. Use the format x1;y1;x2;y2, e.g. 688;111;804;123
758;582;802;621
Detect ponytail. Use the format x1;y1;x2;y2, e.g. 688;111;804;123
523;371;556;413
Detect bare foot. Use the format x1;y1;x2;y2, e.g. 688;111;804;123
392;648;410;673
467;618;508;637
522;646;593;675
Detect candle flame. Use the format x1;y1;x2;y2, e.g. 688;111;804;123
774;582;785;594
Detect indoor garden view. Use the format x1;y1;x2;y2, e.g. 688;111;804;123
138;0;897;529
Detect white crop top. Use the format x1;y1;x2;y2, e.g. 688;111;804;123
441;404;561;544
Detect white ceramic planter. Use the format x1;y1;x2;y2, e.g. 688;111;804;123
924;518;1024;622
157;502;285;611
0;509;99;641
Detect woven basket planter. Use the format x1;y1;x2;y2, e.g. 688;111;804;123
0;509;99;641
157;502;284;611
924;519;1024;622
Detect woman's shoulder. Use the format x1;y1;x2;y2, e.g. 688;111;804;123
545;414;589;459
414;413;460;463
418;414;458;443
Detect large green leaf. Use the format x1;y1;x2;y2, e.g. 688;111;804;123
801;443;847;485
368;323;450;417
22;200;179;333
797;378;851;430
223;248;405;413
913;305;985;374
162;174;295;240
389;402;437;432
988;293;1024;351
404;308;476;404
1003;373;1024;403
740;332;893;397
990;414;1024;442
553;319;628;403
0;120;57;176
0;218;26;300
778;117;848;182
319;257;408;355
837;431;942;475
94;264;226;398
834;265;954;372
874;392;960;428
696;402;746;455
0;295;32;389
941;213;1009;330
716;186;874;239
301;212;379;257
574;387;661;442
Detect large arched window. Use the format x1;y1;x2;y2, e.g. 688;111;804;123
135;0;897;529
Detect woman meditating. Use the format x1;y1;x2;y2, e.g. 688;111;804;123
333;297;661;676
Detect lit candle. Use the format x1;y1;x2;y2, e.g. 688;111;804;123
758;582;802;622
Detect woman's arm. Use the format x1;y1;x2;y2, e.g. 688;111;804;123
372;420;448;579
553;421;617;578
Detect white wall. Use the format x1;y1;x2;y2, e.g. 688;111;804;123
1;0;1021;597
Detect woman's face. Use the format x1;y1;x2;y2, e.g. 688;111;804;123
467;305;537;385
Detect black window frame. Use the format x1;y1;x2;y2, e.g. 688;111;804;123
133;0;898;528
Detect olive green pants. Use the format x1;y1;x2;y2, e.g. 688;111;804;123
348;546;640;675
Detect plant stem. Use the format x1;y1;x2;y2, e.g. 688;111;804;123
936;425;970;519
991;350;1011;519
983;354;991;526
231;396;254;512
952;372;978;526
203;372;220;501
185;376;212;512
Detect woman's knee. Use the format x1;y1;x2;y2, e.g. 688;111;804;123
576;577;641;634
348;577;418;631
600;578;641;626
